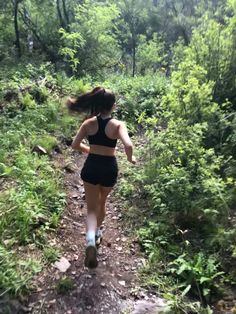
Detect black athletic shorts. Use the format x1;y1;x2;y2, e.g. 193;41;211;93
81;154;118;187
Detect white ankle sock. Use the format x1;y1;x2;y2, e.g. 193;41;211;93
96;227;102;238
86;230;95;247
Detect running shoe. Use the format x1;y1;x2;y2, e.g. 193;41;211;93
85;245;98;268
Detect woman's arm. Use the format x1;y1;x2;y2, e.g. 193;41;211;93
71;122;90;154
118;122;136;164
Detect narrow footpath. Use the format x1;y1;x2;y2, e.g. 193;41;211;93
27;148;166;314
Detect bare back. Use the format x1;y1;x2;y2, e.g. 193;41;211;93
85;116;121;156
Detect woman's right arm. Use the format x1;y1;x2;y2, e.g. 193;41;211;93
118;122;136;164
71;121;90;154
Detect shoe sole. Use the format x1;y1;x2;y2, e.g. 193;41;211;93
85;245;98;268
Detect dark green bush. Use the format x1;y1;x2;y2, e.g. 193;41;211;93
104;74;168;130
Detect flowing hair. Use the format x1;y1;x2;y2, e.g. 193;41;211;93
67;87;116;116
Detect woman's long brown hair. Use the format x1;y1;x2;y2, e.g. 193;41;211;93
67;87;115;116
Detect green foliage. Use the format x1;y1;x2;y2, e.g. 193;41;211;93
136;33;167;74
116;178;136;199
0;0;234;81
31;135;58;154
168;253;224;302
118;118;235;309
43;246;61;264
166;18;236;167
60;0;121;76
21;93;37;109
169;6;236;155
115;0;152;75
57;276;75;294
143;120;230;227
162;292;213;314
59;29;85;74
68;78;91;96
0;66;82;294
114;18;236;306
0;245;41;295
106;74;168;129
163;61;217;125
188;15;236;105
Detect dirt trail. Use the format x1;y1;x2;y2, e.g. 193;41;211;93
26;149;166;314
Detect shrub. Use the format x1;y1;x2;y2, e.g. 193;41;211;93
118;119;235;304
142;120;231;230
105;74;168;129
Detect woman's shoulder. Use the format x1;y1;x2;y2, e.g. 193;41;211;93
111;118;123;126
83;116;97;124
111;119;128;131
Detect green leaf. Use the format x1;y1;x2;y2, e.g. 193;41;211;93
181;284;191;297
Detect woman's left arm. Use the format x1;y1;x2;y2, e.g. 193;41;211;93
71;122;90;154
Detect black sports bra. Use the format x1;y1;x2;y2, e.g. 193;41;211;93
88;116;117;148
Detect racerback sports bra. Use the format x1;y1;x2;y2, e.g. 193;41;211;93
88;116;117;148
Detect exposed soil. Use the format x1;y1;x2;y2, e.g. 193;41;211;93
24;149;166;314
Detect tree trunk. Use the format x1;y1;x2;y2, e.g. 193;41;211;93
62;0;70;29
132;34;136;77
14;0;21;58
180;26;190;45
56;0;65;28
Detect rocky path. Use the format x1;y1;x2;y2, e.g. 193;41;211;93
27;149;166;314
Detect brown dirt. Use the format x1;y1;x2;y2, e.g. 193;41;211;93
24;149;166;314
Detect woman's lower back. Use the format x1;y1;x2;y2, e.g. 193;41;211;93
89;144;116;156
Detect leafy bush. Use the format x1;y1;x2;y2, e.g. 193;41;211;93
21;93;37;109
143;120;231;229
168;253;224;303
117;119;235;307
136;33;167;74
105;74;168;129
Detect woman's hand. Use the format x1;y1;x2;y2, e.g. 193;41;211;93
117;122;136;164
128;155;136;164
79;142;90;154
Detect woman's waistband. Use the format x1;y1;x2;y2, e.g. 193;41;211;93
87;153;117;161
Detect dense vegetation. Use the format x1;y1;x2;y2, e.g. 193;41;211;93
1;0;236;313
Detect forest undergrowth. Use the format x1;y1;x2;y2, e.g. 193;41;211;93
0;64;80;298
0;61;235;313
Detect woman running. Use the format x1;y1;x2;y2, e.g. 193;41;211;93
67;87;136;268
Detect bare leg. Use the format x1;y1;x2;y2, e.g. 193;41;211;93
83;181;100;230
97;186;113;227
83;181;100;268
